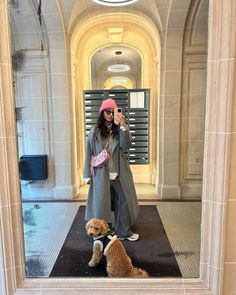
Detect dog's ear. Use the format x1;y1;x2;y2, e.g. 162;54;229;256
100;220;109;235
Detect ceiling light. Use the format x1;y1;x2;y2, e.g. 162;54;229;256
111;78;128;83
108;64;130;72
115;51;122;55
92;0;138;7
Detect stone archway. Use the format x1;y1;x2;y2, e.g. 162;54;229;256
70;12;161;187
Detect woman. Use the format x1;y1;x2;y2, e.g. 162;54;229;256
84;98;139;241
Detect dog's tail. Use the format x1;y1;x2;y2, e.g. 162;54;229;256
128;267;149;278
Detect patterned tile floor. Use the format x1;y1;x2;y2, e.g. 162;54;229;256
156;202;201;278
22;202;80;277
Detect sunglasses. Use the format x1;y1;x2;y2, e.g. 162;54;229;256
105;109;114;115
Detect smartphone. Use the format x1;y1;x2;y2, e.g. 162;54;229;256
114;107;122;125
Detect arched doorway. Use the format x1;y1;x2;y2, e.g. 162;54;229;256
70;12;161;189
91;44;140;89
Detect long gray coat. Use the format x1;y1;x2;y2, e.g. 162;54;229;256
84;126;139;224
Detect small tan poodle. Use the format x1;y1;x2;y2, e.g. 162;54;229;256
85;218;149;277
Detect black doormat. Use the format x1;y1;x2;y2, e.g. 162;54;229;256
50;205;182;277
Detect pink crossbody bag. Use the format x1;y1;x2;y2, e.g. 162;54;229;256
90;142;110;176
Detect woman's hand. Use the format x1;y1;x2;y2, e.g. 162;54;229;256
114;112;126;127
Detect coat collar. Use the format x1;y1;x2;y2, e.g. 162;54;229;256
95;128;118;154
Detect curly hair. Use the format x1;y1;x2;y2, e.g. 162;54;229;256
96;110;119;139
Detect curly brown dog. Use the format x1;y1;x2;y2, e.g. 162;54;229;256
86;218;149;277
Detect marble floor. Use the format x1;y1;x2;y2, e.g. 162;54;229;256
77;183;157;200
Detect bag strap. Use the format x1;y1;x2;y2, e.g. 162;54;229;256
104;130;113;151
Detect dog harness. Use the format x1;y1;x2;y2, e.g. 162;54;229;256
93;231;117;255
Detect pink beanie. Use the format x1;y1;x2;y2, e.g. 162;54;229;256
99;98;117;113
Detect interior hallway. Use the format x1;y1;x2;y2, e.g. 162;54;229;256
1;0;236;294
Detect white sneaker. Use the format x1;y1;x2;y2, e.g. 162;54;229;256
125;233;139;241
